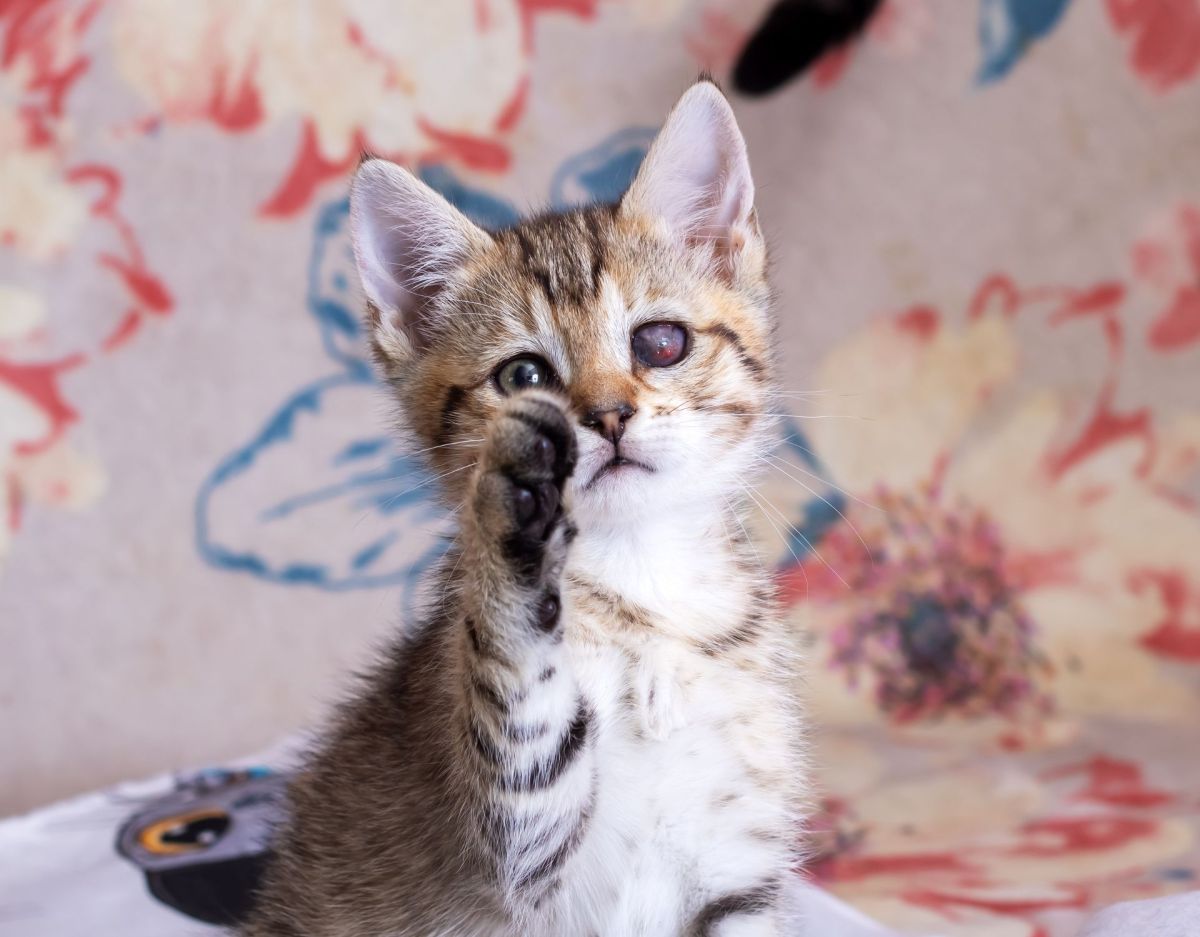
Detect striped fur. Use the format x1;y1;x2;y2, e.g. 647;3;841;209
241;81;808;937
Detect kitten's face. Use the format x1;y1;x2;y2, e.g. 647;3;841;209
352;81;773;526
394;206;772;523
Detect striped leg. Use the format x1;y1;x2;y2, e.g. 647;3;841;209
690;883;783;937
455;391;595;915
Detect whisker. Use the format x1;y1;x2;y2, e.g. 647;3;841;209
775;413;871;421
740;484;813;609
668;405;870;421
441;537;469;613
758;454;876;575
771;390;863;399
746;482;852;592
763;452;883;516
743;486;802;568
723;491;766;567
714;498;738;552
372;461;478;516
401;437;485;459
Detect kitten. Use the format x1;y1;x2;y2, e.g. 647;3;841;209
240;79;807;937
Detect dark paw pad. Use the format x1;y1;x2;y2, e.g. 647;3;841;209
533;592;561;632
505;480;561;552
485;394;577;569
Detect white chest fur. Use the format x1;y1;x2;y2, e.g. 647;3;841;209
568;512;755;637
547;520;800;935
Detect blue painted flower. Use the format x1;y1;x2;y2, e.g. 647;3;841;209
549;127;657;208
977;0;1076;84
193;195;447;599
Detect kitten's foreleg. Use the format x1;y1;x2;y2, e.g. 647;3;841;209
690;885;784;937
453;391;593;915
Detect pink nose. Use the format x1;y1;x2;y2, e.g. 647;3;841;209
582;403;635;446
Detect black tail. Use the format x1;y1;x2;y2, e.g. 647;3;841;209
732;0;885;96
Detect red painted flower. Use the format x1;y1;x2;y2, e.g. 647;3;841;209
764;275;1200;730
1;1;170;565
807;741;1196;937
824;485;1053;723
1132;202;1200;351
110;0;598;216
1107;0;1200;92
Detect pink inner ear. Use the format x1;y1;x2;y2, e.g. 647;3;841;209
350;159;491;346
623;83;757;271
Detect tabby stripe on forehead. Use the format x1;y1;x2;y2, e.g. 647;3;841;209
584;208;610;298
552;214;599;305
700;324;766;378
514;228;557;305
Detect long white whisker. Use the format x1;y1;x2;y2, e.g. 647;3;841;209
670;405;871;421
372;461;478;516
762;456;883;557
400;437;485;459
757;454;876;576
771;390;863;399
764;452;883;515
739;484;812;609
743;486;801;568
746;482;852;592
723;491;765;568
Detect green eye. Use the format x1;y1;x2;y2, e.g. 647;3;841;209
495;356;555;395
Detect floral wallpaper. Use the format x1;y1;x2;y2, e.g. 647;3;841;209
768;269;1200;935
2;2;1199;935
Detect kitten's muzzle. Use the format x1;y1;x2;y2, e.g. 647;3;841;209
581;402;635;447
584;455;654;490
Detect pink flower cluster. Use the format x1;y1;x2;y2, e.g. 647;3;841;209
826;485;1054;723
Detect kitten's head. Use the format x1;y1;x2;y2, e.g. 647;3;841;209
350;80;775;527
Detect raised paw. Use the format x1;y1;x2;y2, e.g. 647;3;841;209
471;391;577;578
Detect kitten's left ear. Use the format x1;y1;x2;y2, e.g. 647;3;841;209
621;79;762;284
350;157;493;360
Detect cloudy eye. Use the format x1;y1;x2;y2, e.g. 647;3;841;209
495;356;555;395
632;322;689;368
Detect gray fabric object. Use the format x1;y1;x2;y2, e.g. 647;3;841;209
1079;891;1200;937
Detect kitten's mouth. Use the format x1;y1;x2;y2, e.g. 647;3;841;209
585;456;654;490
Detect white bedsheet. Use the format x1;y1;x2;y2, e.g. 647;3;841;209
0;764;906;937
0;767;1194;937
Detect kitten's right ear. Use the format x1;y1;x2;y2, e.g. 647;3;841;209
350;158;492;357
621;80;761;287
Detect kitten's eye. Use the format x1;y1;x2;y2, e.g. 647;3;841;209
495;356;555;395
632;322;689;368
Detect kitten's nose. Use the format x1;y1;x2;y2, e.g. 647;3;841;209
582;403;635;446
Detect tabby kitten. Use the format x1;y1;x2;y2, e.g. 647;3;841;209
241;80;807;937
